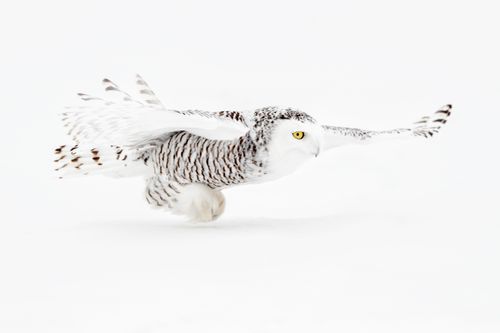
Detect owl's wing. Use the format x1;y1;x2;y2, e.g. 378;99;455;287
62;75;249;148
321;104;452;150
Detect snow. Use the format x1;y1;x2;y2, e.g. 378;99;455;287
1;0;500;332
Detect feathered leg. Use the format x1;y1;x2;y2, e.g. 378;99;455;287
145;176;225;222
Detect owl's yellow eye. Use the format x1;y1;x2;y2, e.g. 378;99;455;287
292;131;305;140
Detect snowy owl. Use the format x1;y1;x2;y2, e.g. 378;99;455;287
54;75;451;221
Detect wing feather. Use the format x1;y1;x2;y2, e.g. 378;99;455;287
61;76;249;148
322;104;452;149
135;74;164;107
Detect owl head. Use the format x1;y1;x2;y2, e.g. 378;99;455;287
252;107;323;179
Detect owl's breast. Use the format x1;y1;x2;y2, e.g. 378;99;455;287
156;133;252;188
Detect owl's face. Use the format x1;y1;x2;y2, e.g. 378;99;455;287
265;119;323;179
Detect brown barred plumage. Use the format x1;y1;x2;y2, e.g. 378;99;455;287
148;132;260;189
54;75;452;221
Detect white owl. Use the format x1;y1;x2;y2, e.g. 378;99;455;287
55;75;451;221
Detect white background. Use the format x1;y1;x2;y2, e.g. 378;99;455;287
0;0;499;332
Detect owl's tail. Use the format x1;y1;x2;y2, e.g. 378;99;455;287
53;143;151;178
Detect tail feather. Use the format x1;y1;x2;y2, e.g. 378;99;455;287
54;143;150;178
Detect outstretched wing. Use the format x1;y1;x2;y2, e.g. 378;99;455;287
61;75;249;148
321;104;452;150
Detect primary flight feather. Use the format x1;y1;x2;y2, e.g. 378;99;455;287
55;75;452;221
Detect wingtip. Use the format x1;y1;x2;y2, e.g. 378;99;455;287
412;104;452;138
436;104;452;117
136;74;147;85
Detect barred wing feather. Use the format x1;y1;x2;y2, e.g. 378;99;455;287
62;75;249;147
